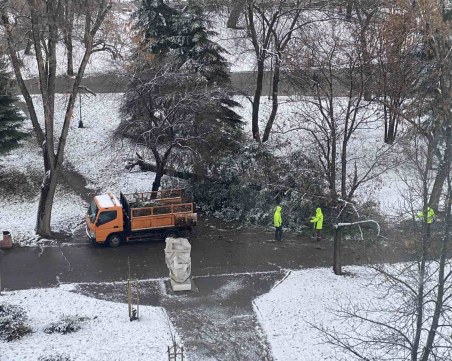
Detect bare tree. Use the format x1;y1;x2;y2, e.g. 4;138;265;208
1;0;112;237
374;0;452;211
287;18;395;202
314;1;452;357
245;0;318;143
315;125;452;360
373;2;417;145
118;57;242;192
59;0;75;75
284;13;398;274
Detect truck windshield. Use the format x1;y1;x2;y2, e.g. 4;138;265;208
87;201;98;223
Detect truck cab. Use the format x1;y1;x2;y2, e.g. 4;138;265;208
86;193;123;245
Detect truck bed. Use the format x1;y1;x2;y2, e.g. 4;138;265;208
120;191;196;233
130;203;195;230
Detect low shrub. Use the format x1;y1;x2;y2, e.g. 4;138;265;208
0;303;32;342
44;315;88;335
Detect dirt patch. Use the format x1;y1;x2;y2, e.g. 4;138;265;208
0;168;42;199
60;162;98;204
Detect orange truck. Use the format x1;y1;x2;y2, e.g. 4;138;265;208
85;189;197;247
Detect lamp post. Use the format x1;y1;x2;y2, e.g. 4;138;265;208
77;86;97;128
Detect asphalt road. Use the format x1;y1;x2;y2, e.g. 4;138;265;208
0;215;407;292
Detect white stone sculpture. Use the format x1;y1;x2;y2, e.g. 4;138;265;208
164;237;192;291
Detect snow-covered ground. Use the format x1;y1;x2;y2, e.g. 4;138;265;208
234;95;411;218
0;93;411;245
3;265;444;361
0;93;156;245
18;43;125;79
254;266;377;360
254;264;450;361
60;93;157;194
0;283;177;361
0;5;447;361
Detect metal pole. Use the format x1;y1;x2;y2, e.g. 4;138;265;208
77;86;96;128
333;227;342;275
78;93;84;128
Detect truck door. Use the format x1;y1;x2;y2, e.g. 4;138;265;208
96;210;120;242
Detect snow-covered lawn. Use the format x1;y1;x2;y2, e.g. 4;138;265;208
0;93;156;245
254;266;392;361
60;93;156;194
0;92;411;245
1;265;436;361
234;95;410;217
0;134;87;245
0;283;176;361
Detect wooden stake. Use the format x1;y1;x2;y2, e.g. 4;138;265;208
136;280;140;319
127;279;131;318
127;256;131;318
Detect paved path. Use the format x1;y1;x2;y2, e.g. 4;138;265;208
23;71;307;96
77;272;281;360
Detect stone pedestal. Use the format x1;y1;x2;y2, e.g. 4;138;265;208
170;279;192;291
165;237;192;291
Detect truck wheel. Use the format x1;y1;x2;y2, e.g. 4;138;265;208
108;234;121;247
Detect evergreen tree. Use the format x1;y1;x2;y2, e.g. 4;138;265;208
134;0;230;84
134;0;179;55
0;56;27;154
125;1;243;185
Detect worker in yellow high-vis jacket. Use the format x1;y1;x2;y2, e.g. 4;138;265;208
417;207;435;236
274;206;283;241
417;207;435;224
310;207;324;242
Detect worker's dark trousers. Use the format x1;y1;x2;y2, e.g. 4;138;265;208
315;229;322;242
275;226;283;241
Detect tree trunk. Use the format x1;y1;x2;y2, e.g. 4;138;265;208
429;145;450;210
24;37;33;55
35;169;58;237
262;54;280;142
252;58;265;143
330;121;337;200
66;33;74;76
346;1;353;20
128;157;198;181
152;166;165;192
420;125;452;361
341;142;347;199
227;0;246;29
384;109;399;145
412;141;434;360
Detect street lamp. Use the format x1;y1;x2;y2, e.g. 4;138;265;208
77;86;97;128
